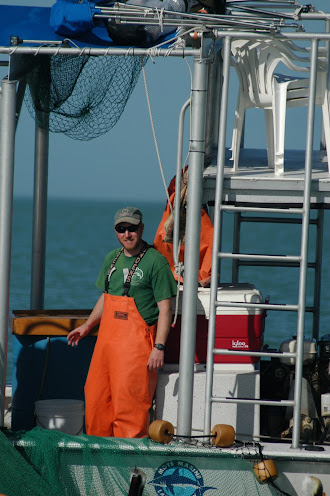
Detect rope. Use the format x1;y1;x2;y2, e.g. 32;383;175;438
255;443;293;496
141;57;173;212
141;48;192;301
172;252;183;327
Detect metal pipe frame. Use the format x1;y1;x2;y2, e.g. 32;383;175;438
215;30;330;41
0;47;200;57
237;216;317;225
0;79;17;426
205;52;220;157
173;98;190;269
177;53;209;437
320;19;329;150
222;205;304;214
232;212;240;284
220;253;301;263
203;36;232;436
29;52;50;310
30;122;49;310
1;26;330;58
291;38;318;450
312;209;324;340
212;397;295;407
213;349;297;358
212;50;222;151
215;301;298;311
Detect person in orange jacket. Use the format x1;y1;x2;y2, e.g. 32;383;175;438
67;207;177;438
154;168;213;287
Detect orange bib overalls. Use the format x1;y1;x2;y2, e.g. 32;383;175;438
84;246;157;438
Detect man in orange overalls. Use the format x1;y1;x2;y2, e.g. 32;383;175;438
67;207;177;438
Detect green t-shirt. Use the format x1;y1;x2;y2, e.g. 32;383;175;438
96;246;177;325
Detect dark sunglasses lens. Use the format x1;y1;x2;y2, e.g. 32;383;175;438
115;224;139;233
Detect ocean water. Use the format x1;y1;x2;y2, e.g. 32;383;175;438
7;197;330;380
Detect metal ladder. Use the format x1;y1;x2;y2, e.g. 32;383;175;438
231;210;324;342
203;35;322;450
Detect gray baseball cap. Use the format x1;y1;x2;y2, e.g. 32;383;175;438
114;207;143;226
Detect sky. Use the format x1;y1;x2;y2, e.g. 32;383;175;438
1;0;330;201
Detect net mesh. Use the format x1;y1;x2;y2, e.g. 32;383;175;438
0;427;281;496
24;54;143;141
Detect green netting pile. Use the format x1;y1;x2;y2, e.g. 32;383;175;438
0;427;281;496
24;54;142;141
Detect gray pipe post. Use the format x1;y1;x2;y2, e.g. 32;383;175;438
204;35;232;436
291;38;318;450
173;98;190;268
205;54;218;157
30;121;49;310
177;53;209;436
0;79;17;426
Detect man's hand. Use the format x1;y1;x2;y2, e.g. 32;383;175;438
147;347;165;371
67;324;90;346
147;297;172;371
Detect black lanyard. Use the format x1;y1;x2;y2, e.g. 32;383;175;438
104;243;150;296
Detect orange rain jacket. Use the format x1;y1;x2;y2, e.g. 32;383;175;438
153;169;213;287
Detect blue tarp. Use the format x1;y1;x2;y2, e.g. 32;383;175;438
0;2;177;49
50;0;96;37
0;4;113;48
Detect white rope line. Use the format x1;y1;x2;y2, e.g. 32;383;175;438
145;48;158;62
141;55;185;294
141;56;173;211
8;38;81;56
141;48;193;289
172;268;182;326
33;45;43;56
104;46;113;57
184;57;193;168
54;45;62;56
125;46;135;56
62;39;89;57
64;38;80;49
8;46;19;56
147;26;200;54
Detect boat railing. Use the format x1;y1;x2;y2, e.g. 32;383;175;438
203;26;329;450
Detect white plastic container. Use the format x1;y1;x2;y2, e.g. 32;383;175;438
173;283;263;318
279;337;317;366
35;399;85;436
321;393;330;418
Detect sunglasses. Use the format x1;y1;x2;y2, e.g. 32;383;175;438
115;223;140;234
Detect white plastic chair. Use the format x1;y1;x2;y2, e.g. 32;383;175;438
229;38;330;175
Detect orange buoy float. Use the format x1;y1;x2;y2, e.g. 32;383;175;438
253;459;278;483
211;424;235;447
148;420;174;444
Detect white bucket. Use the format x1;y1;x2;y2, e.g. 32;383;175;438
35;399;85;435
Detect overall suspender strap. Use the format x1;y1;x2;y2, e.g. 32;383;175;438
123;243;149;296
104;248;124;293
104;244;150;296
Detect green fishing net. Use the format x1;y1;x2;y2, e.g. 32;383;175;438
24;54;142;141
0;427;281;496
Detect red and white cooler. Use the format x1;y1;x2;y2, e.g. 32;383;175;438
166;283;265;364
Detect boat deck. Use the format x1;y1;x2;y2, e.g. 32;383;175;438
203;148;330;208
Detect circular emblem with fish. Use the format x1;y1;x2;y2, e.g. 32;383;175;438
149;460;216;496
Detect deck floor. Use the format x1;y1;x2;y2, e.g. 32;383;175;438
203;149;330;207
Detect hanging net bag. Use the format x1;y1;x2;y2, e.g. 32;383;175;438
24;53;142;141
